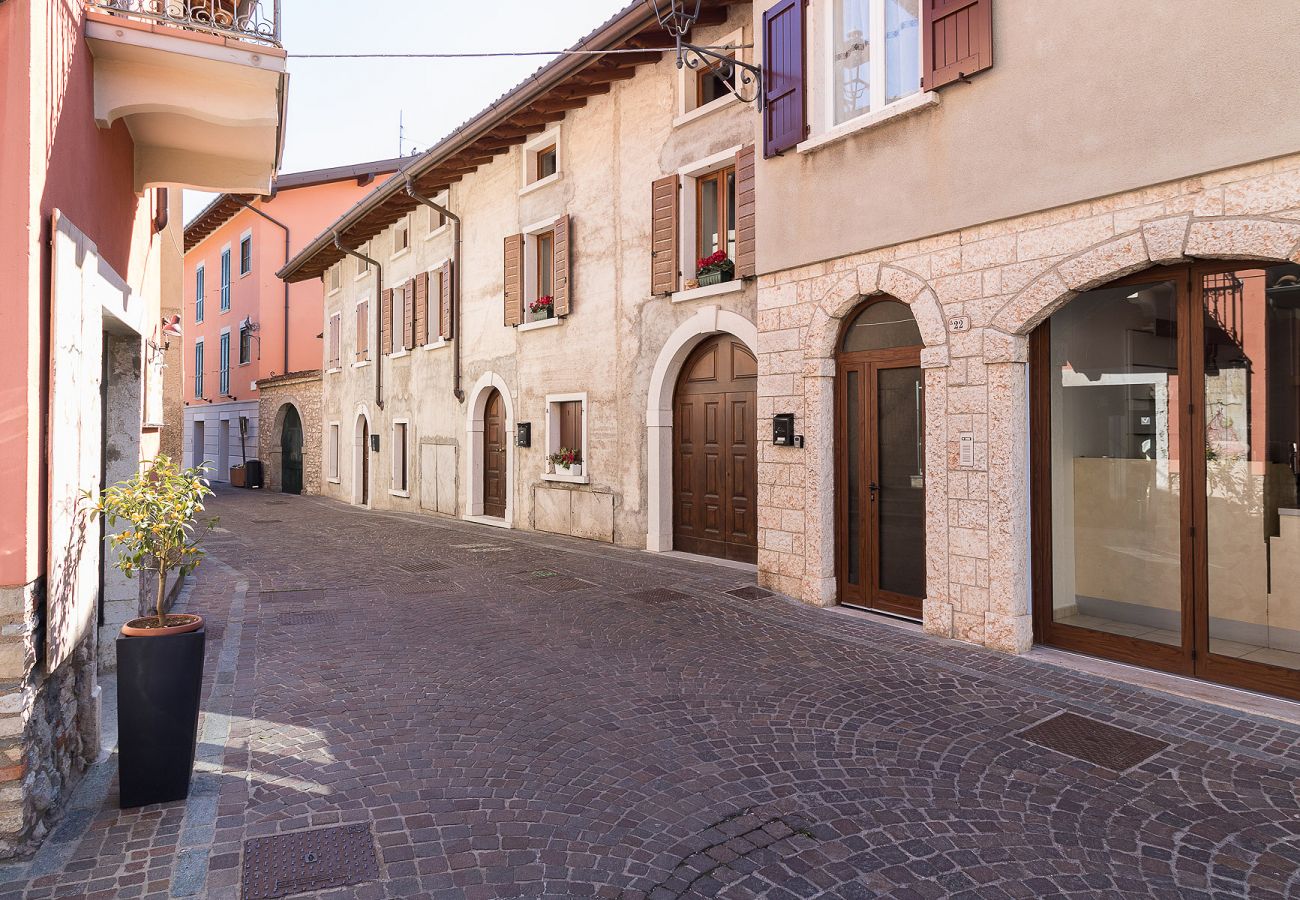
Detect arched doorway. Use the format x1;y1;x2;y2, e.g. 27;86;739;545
1032;261;1300;700
482;388;508;519
836;298;926;619
672;335;757;563
354;413;370;507
280;405;303;495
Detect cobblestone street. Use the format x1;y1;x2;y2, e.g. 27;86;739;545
2;487;1299;899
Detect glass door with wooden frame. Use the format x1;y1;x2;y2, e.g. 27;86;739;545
837;300;926;619
1032;263;1300;701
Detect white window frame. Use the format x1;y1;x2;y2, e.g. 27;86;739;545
520;127;562;195
327;421;341;482
195;263;205;323
424;192;450;240
220;244;232;311
674;26;745;127
677;146;742;284
424;258;451;349
239;229;253;277
390;419;410;496
393;217;411;257
353;297;370;367
218;327;231;396
237;320;252;366
542;392;588;484
518;215;562;331
391;283;408;356
328;262;341;294
194;337;205;398
354;242;371;280
327;312;342;371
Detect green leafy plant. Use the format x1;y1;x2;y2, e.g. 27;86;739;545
88;456;216;628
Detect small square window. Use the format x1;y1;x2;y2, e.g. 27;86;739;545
522;130;561;190
696;58;732;108
535;144;557;181
394;218;410;253
329;264;341;292
239;234;252;275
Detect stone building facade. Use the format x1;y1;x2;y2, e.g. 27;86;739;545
257;371;324;495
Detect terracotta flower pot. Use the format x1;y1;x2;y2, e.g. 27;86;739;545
121;613;204;638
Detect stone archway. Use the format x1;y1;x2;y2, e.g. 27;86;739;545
465;372;515;524
264;401;304;493
645;305;758;553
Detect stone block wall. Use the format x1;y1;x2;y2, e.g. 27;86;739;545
756;153;1300;654
257;371;323;494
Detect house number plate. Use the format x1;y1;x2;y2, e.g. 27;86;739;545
948;316;971;333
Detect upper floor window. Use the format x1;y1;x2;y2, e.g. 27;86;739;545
521;128;561;192
239;232;252;276
830;0;921;126
535;144;557;181
391;284;407;351
394;217;410;254
238;321;252;365
328;263;341;293
195;265;205;323
696;165;736;262
194;339;204;398
355;299;369;362
218;330;230;395
327;313;342;369
697;58;732;107
425;195;449;236
220;247;231;311
535;228;555;301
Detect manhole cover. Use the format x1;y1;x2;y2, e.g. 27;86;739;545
628;588;690;603
260;589;325;603
1019;712;1168;771
726;585;773;601
242;824;379;900
398;560;451;574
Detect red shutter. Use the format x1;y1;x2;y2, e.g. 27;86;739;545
414;271;429;346
440;261;453;340
404;278;416;349
734;145;756;279
922;0;993;90
553;214;571;317
380;288;393;355
762;0;807;158
650;175;679;295
503;234;523;326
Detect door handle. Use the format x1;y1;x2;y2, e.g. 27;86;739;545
869;481;879;500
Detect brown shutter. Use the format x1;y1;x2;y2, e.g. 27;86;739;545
356;300;369;361
553;214;571;317
503;234;523;326
404;278;416;349
440;261;453;340
735;145;756;279
650;175;679;295
381;288;393;354
414;271;429;346
762;0;807;158
922;0;993;90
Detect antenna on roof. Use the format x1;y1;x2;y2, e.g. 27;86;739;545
398;109;404;157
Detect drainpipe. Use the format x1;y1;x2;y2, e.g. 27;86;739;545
403;176;465;403
232;197;291;375
333;233;385;411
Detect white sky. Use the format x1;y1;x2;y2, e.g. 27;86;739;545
184;0;633;222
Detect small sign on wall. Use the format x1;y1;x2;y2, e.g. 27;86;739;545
949;316;971;334
959;432;975;467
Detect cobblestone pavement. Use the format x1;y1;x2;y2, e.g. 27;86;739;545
3;486;1300;899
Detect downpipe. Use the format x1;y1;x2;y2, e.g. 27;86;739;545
403;176;465;403
332;232;384;410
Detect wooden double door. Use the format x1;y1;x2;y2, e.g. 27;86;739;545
483;388;508;519
837;347;926;618
673;336;758;563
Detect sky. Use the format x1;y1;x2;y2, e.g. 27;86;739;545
183;0;635;222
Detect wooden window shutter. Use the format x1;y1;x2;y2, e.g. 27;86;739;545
356;300;369;361
380;288;393;355
553;214;571;317
650;174;679;295
922;0;993;90
762;0;807;158
414;272;429;346
503;234;523;326
439;262;453;340
404;278;417;349
734;145;756;279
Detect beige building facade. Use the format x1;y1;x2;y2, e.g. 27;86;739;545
752;0;1300;700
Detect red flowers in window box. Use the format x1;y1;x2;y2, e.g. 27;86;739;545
696;250;735;285
529;295;554;319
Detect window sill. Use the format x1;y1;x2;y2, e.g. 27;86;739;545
519;172;562;197
424;225;450;241
326;367;342;375
351;360;370;369
328;477;341;484
422;338;451;351
391;247;412;261
517;316;562;333
798;91;939;155
671;279;745;304
542;472;589;485
389;489;410;498
673;92;740;129
389;349;411;359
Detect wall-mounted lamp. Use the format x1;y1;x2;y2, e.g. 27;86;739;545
646;0;763;107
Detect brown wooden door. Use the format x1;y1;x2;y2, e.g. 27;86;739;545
673;336;757;563
837;348;926;618
360;420;370;506
483;388;508;519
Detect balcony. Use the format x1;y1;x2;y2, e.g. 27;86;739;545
85;0;288;195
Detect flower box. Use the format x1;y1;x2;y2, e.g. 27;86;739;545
697;270;734;287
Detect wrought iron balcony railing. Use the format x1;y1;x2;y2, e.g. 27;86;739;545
89;0;281;47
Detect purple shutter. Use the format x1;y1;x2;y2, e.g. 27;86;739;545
763;0;807;158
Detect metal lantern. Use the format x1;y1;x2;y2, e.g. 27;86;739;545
647;0;703;39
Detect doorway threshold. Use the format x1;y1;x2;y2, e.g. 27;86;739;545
1029;645;1300;727
830;604;925;632
463;514;512;530
656;550;757;574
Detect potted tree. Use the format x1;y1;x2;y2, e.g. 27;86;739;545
89;455;215;808
696;250;735;286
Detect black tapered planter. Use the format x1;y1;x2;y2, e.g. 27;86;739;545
116;625;205;808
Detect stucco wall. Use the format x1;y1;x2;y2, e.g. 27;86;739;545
755;153;1300;653
320;7;758;551
753;0;1300;276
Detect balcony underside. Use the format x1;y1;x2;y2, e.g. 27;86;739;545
87;12;287;194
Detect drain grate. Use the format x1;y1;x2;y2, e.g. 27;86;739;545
628;588;690;603
1019;712;1168;771
398;560;452;575
252;518;284;524
726;585;773;601
260;589;325;603
271;612;341;627
242;824;379;900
